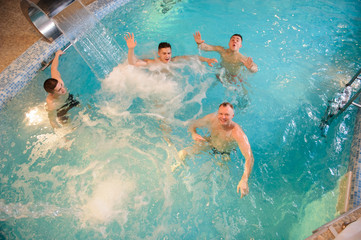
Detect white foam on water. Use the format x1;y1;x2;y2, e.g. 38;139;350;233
24;130;75;164
80;176;135;225
0;199;68;221
76;108;104;127
100;63;181;115
98;59;213;124
60;161;136;228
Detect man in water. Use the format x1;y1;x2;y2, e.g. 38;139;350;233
124;32;218;67
193;31;258;82
43;50;79;129
177;102;254;198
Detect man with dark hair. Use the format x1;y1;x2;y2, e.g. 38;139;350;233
158;42;171;50
193;31;258;81
176;102;254;198
124;32;218;67
44;50;79;129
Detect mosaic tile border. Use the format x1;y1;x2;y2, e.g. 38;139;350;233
348;107;361;208
0;0;129;111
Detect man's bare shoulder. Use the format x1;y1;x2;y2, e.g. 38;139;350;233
231;122;245;135
46;95;52;104
143;58;156;64
197;112;217;126
46;96;56;109
207;112;218;121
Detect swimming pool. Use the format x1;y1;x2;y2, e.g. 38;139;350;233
1;0;361;239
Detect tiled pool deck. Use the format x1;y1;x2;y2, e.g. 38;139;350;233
0;0;360;238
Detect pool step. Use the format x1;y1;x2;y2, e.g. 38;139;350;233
305;204;361;240
336;171;353;215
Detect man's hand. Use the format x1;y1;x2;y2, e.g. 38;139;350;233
55;50;64;57
242;57;256;71
193;31;205;45
237;178;249;198
124;32;137;49
206;58;218;67
192;133;206;142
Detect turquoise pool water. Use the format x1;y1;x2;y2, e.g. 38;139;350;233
1;0;361;239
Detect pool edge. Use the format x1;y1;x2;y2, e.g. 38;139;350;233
348;107;361;208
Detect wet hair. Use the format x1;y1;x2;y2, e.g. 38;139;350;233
219;102;234;109
231;34;243;42
158;42;171;50
43;78;58;93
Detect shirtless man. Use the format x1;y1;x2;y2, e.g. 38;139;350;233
43;50;79;129
193;31;258;81
178;102;254;198
124;32;218;67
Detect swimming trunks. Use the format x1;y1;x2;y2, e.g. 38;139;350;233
57;94;80;118
211;147;231;156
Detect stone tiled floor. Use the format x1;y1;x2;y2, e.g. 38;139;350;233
0;0;39;73
0;0;96;73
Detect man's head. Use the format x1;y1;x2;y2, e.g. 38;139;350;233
218;102;235;126
43;78;66;95
158;42;172;63
228;34;243;51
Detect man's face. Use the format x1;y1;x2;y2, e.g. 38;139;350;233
158;47;172;63
53;82;66;95
228;36;242;51
217;105;234;126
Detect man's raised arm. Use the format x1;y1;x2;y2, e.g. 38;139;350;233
51;50;64;84
193;31;224;53
124;32;148;66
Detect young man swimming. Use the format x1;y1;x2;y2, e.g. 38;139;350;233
193;31;258;82
43;50;79;129
124;32;218;67
177;102;254;198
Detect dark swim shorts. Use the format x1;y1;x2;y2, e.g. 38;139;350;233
57;94;80;118
211;147;231;156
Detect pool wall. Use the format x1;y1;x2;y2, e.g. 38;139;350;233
0;0;129;111
348;107;361;208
